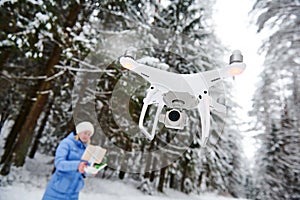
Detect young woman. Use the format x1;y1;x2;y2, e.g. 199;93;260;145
42;121;94;200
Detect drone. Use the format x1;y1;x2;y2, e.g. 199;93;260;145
119;50;246;147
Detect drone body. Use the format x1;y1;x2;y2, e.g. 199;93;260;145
119;50;246;147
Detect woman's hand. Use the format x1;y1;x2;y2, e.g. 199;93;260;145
78;162;88;173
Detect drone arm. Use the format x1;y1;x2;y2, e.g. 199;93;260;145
202;62;246;88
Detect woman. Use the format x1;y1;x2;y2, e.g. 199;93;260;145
42;121;94;200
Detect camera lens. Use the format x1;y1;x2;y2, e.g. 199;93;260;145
168;110;180;122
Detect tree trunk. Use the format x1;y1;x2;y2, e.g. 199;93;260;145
180;160;188;193
0;92;32;164
157;132;170;192
0;0;84;174
0;98;10;134
292;72;300;128
169;172;175;189
0;97;33;174
149;157;157;182
66;116;75;136
28;98;53;159
157;165;167;193
118;170;125;180
12;45;61;167
0;50;11;71
198;171;204;189
143;139;156;178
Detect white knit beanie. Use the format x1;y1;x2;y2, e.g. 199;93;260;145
75;121;94;136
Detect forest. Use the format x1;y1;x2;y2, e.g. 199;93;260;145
0;0;299;200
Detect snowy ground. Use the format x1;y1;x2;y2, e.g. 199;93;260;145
0;179;249;200
0;153;248;200
0;169;249;200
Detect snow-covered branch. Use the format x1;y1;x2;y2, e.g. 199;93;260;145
54;65;116;73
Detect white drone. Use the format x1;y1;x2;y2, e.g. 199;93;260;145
119;50;246;147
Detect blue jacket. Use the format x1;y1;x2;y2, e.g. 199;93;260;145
42;132;86;200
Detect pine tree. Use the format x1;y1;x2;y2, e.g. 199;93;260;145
0;0;102;174
251;0;300;199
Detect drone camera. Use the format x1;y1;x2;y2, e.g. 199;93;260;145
168;110;181;121
159;109;188;130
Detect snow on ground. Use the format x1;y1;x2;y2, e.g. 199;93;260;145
0;153;249;200
0;179;248;200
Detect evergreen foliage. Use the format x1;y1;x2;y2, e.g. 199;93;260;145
251;0;300;199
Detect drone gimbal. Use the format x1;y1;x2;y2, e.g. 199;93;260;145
119;50;246;147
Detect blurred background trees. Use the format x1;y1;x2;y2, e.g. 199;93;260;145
250;0;300;199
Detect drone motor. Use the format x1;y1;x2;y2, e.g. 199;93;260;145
229;50;243;64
